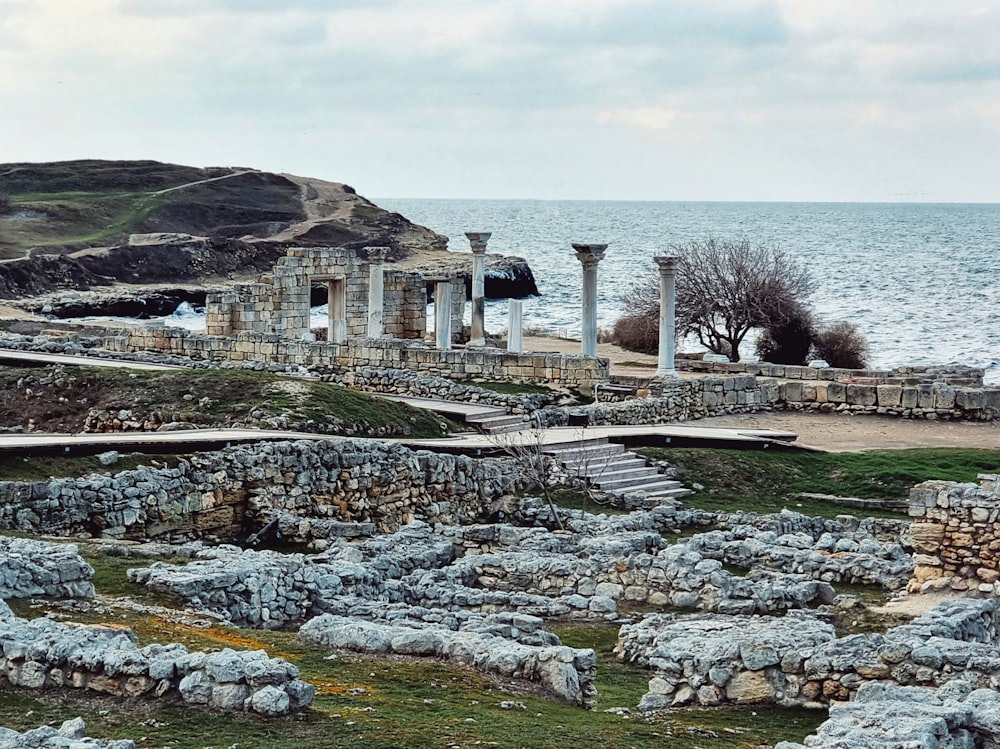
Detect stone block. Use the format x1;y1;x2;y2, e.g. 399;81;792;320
825;382;846;403
846;384;877;406
933;383;956;409
782;382;804;403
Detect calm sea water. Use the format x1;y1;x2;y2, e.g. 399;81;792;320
378;199;1000;384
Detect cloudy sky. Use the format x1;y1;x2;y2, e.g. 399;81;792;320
2;0;998;202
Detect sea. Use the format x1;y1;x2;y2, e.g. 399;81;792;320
154;200;1000;384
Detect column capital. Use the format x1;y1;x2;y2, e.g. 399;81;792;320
465;232;492;254
572;243;608;268
365;246;391;264
654;255;678;274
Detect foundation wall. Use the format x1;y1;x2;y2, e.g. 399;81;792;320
105;328;610;386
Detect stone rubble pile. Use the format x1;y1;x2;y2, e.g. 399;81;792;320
625;598;1000;711
775;681;1000;749
0;537;95;600
0;718;134;749
300;612;597;707
682;523;913;589
618;611;836;710
0;605;314;715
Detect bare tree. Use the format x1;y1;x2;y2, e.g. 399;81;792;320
616;236;816;362
487;421;565;531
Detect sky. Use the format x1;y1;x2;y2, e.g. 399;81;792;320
2;0;999;202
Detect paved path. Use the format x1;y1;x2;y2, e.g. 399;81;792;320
0;428;332;457
0;348;181;371
401;423;799;454
376;395;506;419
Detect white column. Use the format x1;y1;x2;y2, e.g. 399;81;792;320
434;280;452;350
465;232;491;346
572;243;607;357
654;255;678;377
507;299;523;353
327;279;347;344
366;246;389;338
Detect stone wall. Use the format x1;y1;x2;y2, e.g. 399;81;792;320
777;379;1000;420
538;375;780;426
775;681;1000;749
677;356;986;388
204;247;439;341
624;598;1000;711
0;607;314;715
105;328;610;387
0;440;522;542
908;474;1000;594
0;718;134;749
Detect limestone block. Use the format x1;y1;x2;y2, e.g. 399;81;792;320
956;389;986;410
933;383;956;409
917;384;935;408
846;385;877;406
725;670;776;704
910;523;944;552
876;385;902;407
825;382;846;403
782;382;804;403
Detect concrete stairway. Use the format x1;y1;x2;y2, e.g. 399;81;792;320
464;409;531;435
543;438;691;501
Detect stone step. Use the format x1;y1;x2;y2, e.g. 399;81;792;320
547;443;626;465
594;472;676;491
606;479;691;498
586;465;662;484
467;414;529;434
570;458;648;476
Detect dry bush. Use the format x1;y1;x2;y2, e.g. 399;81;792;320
813;321;870;369
610;313;659;354
756;304;816;365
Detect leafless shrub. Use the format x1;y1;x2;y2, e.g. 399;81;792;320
813;321;870;369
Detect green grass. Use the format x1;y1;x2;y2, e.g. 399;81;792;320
6;190;172;249
0;613;824;749
0;454;180;481
456;379;556;396
638;447;1000;518
0;367;449;438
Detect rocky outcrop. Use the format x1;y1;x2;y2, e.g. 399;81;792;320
1;160;538;308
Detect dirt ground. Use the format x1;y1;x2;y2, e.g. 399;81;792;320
700;411;1000;452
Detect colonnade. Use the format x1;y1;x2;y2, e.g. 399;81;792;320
362;238;678;377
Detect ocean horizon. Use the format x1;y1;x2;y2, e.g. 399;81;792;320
376;198;999;384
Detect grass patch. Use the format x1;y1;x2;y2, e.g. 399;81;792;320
0;366;448;438
456;379;556;396
640;447;1000;518
0;615;824;749
0;453;180;481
